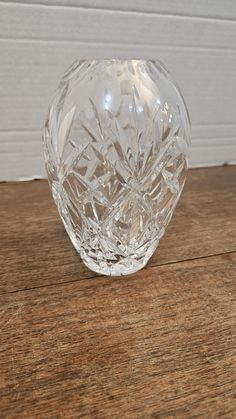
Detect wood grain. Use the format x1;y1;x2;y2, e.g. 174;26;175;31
0;254;236;418
0;166;236;418
0;166;236;294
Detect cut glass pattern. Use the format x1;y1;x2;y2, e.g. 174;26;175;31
43;60;190;275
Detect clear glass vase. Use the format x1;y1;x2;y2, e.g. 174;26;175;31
43;60;190;276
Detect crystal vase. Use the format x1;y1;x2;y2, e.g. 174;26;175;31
43;60;190;276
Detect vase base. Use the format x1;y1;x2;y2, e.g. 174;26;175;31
81;254;151;277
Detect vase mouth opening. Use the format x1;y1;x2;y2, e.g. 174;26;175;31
78;59;158;64
76;59;166;72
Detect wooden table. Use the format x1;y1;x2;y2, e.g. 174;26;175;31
0;166;236;418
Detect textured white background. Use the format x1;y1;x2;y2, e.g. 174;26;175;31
0;0;236;180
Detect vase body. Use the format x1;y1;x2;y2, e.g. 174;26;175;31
43;60;190;276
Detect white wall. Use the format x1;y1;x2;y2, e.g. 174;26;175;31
0;0;236;180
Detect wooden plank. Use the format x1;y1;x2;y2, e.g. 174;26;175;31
0;166;236;294
1;131;236;180
1;42;236;131
192;124;236;139
0;252;235;417
0;2;236;178
190;140;236;167
149;165;236;266
0;131;43;181
1;3;236;50
2;0;236;21
1;43;236;180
